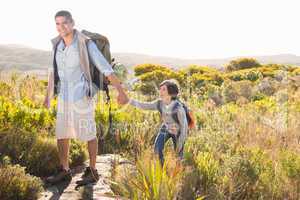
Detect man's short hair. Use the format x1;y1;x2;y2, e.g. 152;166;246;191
55;10;73;22
159;79;180;97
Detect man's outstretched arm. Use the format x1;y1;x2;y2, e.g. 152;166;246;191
87;40;129;104
107;74;129;105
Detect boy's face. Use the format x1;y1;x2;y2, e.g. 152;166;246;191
55;16;74;38
159;85;169;98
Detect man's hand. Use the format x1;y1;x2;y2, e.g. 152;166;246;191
107;73;129;105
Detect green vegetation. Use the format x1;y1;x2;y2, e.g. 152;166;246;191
0;58;299;199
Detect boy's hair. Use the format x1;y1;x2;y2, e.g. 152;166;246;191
55;10;73;22
159;79;179;99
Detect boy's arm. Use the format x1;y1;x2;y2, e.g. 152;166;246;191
176;106;188;152
129;99;159;110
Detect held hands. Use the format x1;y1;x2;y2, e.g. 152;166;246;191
107;74;129;105
117;90;129;105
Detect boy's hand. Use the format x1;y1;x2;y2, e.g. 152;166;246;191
169;124;178;136
107;74;129;105
117;90;129;105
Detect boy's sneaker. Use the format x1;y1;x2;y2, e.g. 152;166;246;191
45;166;72;185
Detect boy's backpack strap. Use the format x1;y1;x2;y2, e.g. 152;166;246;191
171;101;181;125
156;99;162;114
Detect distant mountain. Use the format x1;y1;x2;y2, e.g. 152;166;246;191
0;44;299;77
113;53;300;71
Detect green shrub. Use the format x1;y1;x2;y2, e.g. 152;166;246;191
179;65;219;76
0;127;87;176
195;152;219;194
280;150;300;180
251;91;266;101
114;151;183;200
69;139;88;167
0;164;43;200
0;96;55;131
257;78;276;96
225;58;261;72
221;82;239;103
205;84;223;105
25;136;60;176
225;69;262;82
234;80;253;100
0;82;12;99
245;70;263;82
292;67;300;76
219;148;275;200
134;64;172;76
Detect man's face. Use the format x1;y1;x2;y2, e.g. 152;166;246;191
55;16;74;37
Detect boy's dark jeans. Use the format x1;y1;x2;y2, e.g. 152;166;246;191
154;128;184;166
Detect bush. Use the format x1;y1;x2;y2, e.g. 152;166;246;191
225;69;263;82
280;150;300;180
251;91;266;101
0;127;87;176
225;58;261;72
257;78;276;96
0;164;43;200
114;150;184;200
137;70;183;95
205;84;223;105
0;96;55;132
292;67;300;76
18;75;45;104
221;82;239;103
234;80;253;100
195;152;219;195
134;64;172;76
0;82;12;99
218;148;276;200
245;70;263;82
179;65;219;77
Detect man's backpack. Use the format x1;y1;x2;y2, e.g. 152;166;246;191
81;29;114;101
157;100;196;130
81;30;116;136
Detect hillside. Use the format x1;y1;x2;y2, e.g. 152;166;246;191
0;44;299;77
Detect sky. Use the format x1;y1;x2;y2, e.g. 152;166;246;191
0;0;299;59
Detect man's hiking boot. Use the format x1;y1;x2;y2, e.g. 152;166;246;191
76;167;99;187
45;166;72;185
81;166;92;178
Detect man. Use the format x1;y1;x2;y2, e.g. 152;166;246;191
44;10;128;185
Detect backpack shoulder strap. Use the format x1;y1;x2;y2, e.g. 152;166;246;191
156;99;162;114
171;101;181;125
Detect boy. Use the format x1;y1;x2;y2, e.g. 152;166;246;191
129;79;188;165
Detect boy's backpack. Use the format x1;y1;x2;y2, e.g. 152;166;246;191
81;29;114;101
157;100;196;130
